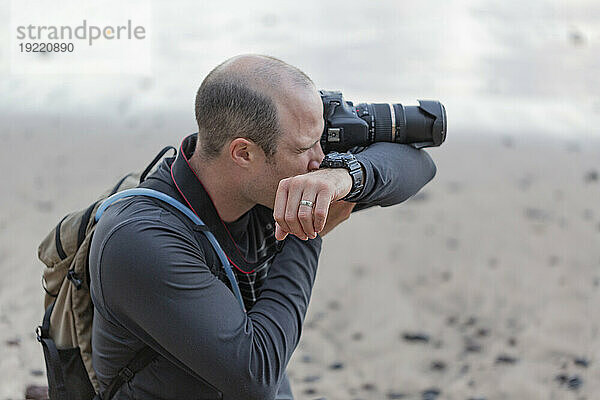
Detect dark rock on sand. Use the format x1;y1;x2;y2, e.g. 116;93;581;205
430;360;447;371
476;328;489;337
301;354;313;363
464;337;482;353
556;373;583;390
555;373;568;384
495;354;518;364
584;170;598;183
303;375;321;383
303;387;318;395
386;391;407;399
5;337;21;346
25;385;48;400
567;375;583;390
361;382;377;391
329;361;344;370
573;357;589;368
422;387;441;400
402;332;430;343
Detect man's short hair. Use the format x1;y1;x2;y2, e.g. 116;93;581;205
194;55;315;160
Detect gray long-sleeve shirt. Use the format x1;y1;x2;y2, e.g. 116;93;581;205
89;133;436;399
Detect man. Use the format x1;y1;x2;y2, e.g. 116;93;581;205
89;54;437;399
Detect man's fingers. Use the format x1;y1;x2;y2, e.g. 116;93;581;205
273;181;291;236
298;189;318;239
274;222;288;241
284;183;306;239
313;189;331;233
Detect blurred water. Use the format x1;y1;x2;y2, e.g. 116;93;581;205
1;0;599;139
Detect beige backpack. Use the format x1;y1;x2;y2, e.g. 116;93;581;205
36;146;175;400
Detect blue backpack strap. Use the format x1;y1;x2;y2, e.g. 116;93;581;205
95;188;246;312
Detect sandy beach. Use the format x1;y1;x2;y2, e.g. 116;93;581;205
0;128;598;400
2;0;599;397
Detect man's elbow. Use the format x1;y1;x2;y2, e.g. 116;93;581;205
421;150;437;183
234;378;279;400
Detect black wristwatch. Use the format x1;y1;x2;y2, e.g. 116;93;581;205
320;151;365;201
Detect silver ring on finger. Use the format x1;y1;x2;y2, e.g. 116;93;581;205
299;200;314;208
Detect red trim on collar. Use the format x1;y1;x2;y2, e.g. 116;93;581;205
170;137;256;275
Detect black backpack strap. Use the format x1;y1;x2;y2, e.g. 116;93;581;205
139;146;177;183
36;301;69;400
100;346;157;400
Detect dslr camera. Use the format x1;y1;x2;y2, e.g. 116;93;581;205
320;90;447;153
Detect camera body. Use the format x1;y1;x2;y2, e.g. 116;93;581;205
320;90;447;153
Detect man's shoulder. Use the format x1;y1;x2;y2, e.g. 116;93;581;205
92;196;196;253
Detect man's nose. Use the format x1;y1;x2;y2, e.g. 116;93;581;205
308;143;325;171
308;159;321;171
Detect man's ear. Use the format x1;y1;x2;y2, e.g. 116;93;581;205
229;138;261;168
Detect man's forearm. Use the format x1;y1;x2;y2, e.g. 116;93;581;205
352;142;437;208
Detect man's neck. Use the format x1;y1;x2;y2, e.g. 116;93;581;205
190;156;254;223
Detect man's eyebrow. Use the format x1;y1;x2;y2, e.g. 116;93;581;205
299;138;320;150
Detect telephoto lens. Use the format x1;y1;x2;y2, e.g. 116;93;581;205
320;90;447;153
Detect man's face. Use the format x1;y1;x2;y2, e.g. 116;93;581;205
249;86;326;209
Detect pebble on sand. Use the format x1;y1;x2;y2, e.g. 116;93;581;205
464;337;482;353
329;361;344;370
495;354;518;364
430;360;447;371
573;357;589;368
555;373;583;390
386;391;407;399
422;387;441;400
402;332;430;343
303;375;321;383
25;385;48;400
6;337;22;346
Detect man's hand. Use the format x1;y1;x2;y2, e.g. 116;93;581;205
273;169;352;240
319;200;356;237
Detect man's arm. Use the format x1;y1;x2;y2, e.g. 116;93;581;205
272;142;437;239
93;214;321;400
351;142;437;210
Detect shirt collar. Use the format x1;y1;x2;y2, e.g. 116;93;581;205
170;132;226;230
168;133;279;273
